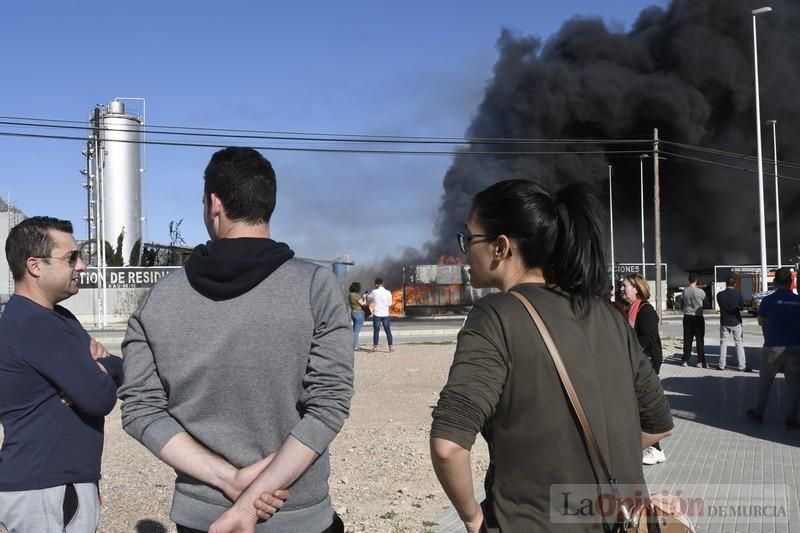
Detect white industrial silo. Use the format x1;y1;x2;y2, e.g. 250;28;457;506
86;100;143;266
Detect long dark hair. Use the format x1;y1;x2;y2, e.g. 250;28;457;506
471;179;608;316
349;282;362;294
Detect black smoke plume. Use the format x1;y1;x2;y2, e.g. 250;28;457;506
436;0;800;280
357;0;800;288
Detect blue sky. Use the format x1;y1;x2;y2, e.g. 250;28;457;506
1;1;664;265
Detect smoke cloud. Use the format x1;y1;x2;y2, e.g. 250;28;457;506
359;0;800;288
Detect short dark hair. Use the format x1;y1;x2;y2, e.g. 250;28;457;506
688;273;698;284
204;147;277;224
471;179;607;317
774;267;794;288
5;216;73;281
349;282;362;293
726;276;737;287
375;278;383;285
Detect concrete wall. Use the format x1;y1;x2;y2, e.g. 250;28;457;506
58;287;149;326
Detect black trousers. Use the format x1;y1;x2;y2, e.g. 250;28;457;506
177;513;344;533
682;315;706;364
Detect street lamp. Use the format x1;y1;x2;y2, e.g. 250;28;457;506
608;165;616;297
639;154;649;277
752;6;772;291
766;119;781;267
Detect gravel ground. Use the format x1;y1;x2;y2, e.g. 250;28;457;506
1;343;489;533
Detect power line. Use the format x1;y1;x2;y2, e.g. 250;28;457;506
0;115;652;146
660;150;800;184
0;131;648;157
4;114;800;177
661;139;800;171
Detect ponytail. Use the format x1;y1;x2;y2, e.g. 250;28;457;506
548;183;608;316
470;179;608;316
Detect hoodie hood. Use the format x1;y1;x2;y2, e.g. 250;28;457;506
184;238;295;301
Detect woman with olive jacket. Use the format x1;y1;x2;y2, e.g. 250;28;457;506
430;180;673;533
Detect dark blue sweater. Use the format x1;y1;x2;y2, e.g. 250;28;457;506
0;295;123;491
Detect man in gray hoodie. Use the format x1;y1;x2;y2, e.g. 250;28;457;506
118;147;353;533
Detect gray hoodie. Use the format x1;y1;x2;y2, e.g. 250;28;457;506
118;239;353;532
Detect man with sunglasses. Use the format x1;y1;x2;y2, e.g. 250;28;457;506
0;216;123;532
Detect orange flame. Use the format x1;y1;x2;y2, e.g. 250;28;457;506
390;289;404;317
403;285;434;306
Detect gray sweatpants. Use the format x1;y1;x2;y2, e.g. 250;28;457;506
0;483;100;533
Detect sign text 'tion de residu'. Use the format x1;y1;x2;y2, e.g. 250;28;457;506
78;267;179;289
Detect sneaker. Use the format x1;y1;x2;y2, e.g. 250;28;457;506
388;345;394;353
746;409;763;424
740;367;753;373
681;362;688;367
715;365;725;370
372;346;379;352
642;446;666;465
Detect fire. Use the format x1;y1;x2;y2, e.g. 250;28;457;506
403;285;434;307
438;255;463;266
390;289;404;317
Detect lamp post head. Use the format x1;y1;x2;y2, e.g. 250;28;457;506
752;6;772;15
640;154;650;160
766;119;777;126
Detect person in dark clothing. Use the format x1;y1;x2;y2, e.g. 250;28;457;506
621;274;662;373
621;273;666;465
716;276;750;371
716;276;752;372
430;180;673;533
746;267;800;428
682;273;707;367
0;216;123;532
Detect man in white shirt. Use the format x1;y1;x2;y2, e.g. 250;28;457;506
368;278;394;352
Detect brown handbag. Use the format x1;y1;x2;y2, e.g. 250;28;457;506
509;291;694;533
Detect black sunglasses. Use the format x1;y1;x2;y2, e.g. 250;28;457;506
35;250;83;267
456;231;497;254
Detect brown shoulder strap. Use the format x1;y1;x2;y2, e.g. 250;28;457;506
509;290;616;485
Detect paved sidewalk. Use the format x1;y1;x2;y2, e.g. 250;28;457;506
435;344;800;533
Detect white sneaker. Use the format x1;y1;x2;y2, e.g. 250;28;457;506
642;446;666;465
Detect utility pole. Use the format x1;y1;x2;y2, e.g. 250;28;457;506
766;119;781;267
609;165;616;298
654;128;662;326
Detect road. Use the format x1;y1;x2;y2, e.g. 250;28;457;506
89;312;766;348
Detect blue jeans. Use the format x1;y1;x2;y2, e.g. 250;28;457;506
372;315;393;347
351;310;364;350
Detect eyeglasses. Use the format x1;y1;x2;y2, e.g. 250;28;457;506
35;250;83;267
457;231;497;254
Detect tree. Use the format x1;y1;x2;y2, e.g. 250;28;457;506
105;228;125;267
129;239;142;266
165;219;187;266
